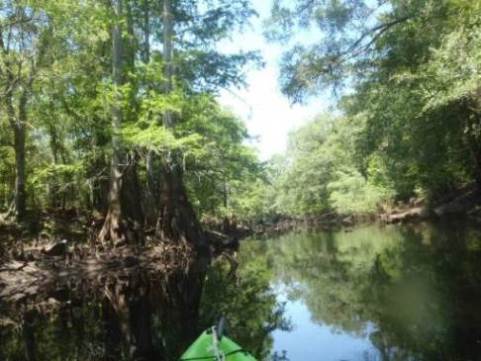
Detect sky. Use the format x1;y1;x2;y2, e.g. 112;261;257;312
216;0;330;161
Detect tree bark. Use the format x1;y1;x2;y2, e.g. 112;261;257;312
15;88;30;221
142;0;161;224
142;0;150;64
156;164;205;245
98;0;144;246
47;122;61;208
154;0;206;249
13;123;26;221
4;89;27;222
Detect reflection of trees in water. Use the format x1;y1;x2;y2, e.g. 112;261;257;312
4;222;480;361
0;251;290;361
0;265;205;361
199;255;291;361
250;223;481;361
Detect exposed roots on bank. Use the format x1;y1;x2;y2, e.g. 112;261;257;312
0;241;196;305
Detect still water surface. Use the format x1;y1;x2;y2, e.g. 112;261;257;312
1;222;481;360
245;222;481;361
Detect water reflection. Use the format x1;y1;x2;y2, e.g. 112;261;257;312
2;222;481;361
242;222;481;361
199;257;291;360
0;249;288;361
0;268;205;361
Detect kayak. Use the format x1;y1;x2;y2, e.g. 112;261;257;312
180;329;258;361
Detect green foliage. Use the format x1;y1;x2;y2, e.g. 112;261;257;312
268;114;393;217
328;169;388;214
171;95;264;220
123;123;203;155
264;0;481;210
0;0;262;221
30;162;86;208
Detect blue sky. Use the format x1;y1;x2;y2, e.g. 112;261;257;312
217;0;330;160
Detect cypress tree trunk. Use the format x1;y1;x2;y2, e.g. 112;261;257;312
98;0;144;246
4;89;26;222
47;123;61;209
13;123;26;221
16;89;30;221
155;0;206;248
142;0;161;225
156;164;205;244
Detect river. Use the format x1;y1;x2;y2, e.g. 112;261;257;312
1;221;481;360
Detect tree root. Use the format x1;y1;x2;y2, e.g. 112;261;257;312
0;242;195;305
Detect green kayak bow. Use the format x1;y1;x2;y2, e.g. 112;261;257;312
179;328;257;361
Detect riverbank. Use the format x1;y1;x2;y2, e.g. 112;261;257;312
0;209;249;304
382;185;481;223
2;184;481;249
249;185;481;236
2;185;481;313
0;242;195;302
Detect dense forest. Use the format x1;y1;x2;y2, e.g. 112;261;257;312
1;0;481;242
0;0;262;247
1;1;481;360
246;0;481;221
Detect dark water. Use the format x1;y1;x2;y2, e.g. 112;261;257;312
1;222;481;361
